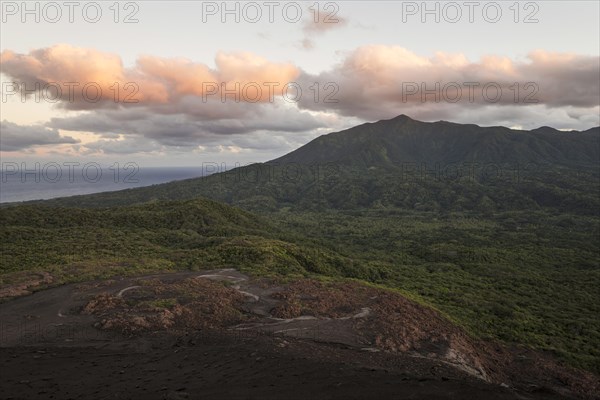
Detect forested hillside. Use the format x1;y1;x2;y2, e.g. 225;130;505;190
2;116;599;372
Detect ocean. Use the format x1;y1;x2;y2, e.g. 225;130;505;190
0;166;204;203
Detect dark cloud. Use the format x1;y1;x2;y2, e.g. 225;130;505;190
0;120;79;151
48;103;325;138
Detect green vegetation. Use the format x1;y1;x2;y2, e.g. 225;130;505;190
139;298;178;310
0;199;343;284
1;116;598;372
270;208;600;371
2;198;598;372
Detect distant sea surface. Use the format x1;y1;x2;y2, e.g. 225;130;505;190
0;166;204;203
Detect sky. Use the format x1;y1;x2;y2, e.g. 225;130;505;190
1;0;599;167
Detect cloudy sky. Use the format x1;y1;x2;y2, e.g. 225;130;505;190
1;1;599;167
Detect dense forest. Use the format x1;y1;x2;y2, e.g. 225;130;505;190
2;116;599;372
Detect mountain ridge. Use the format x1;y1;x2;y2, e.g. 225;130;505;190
271;114;600;168
6;115;599;212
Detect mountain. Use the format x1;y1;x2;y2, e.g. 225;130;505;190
273;115;600;167
2;115;599;375
22;115;599;214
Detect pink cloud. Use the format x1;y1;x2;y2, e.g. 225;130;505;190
1;44;300;108
1;44;598;145
296;45;600;120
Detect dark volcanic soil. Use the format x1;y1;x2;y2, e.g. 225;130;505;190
0;334;549;400
0;269;598;400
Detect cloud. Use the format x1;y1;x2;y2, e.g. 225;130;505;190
48;102;325;136
0;120;79;151
302;14;348;34
1;44;598;157
3;44;597;120
44;104;332;156
299;8;348;50
1;44;300;110
296;46;600;122
300;38;316;50
77;123;324;157
80;135;165;155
